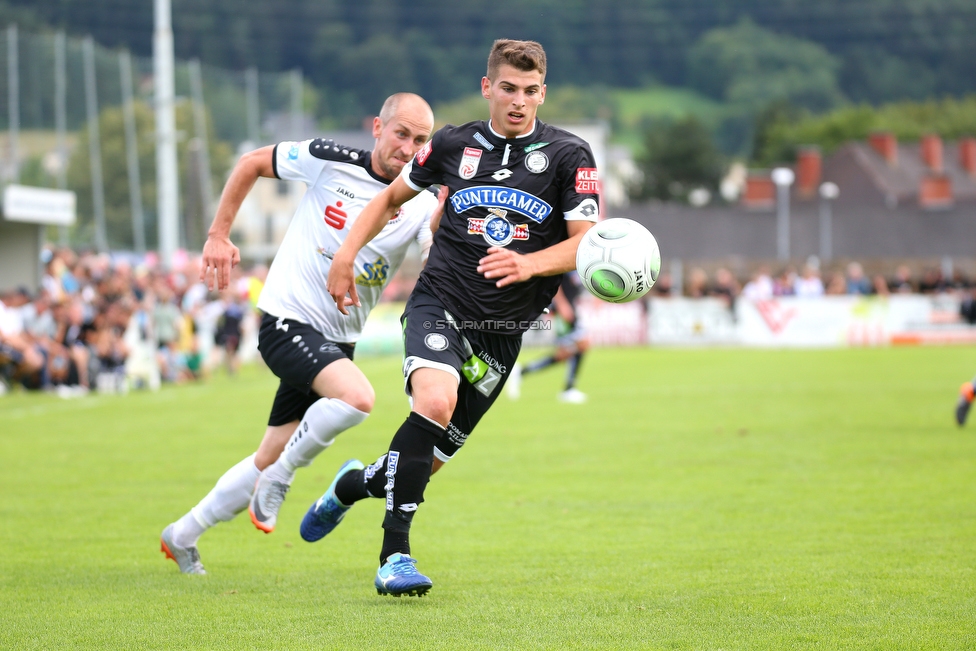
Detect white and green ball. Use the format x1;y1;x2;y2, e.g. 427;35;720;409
575;218;661;303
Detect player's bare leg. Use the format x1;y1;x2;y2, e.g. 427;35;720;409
249;359;373;532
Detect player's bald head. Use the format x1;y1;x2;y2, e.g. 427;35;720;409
379;93;433;130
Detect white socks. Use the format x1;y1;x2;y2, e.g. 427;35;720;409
170;399;368;548
172;454;261;547
264;398;368;485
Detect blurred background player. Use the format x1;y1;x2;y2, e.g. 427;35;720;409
956;377;975;426
160;93;442;575
507;270;590;403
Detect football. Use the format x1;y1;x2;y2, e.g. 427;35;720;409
576;218;661;303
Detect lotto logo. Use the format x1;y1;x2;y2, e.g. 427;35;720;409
324;201;347;229
576;168;599;193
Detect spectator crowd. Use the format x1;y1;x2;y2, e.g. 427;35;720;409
2;248;974;397
651;258;975;306
0;247;264;397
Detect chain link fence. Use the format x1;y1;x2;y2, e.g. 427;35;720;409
0;26;312;252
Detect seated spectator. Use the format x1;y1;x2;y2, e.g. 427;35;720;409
872;274;890;296
774;267;797;296
845;262;872;295
918;268;947;294
889;265;914;293
742;266;774;300
794;264;825;297
824;272;847;295
709;268;739;309
652;272;673;297
687;267;708;298
55;297;92;391
0;291;45;391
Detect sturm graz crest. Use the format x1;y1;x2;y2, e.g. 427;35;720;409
482;208;515;247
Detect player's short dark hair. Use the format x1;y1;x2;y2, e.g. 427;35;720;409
487;39;547;81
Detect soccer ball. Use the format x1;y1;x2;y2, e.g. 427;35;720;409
576;218;661;303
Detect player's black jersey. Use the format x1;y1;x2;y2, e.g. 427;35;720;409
403;119;600;334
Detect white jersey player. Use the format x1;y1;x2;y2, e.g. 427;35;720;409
161;93;442;574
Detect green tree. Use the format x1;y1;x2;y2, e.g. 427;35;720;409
66;100;232;250
754;95;976;166
687;18;845;113
633;116;724;203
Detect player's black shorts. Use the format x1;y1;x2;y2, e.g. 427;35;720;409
400;288;522;461
257;312;354;426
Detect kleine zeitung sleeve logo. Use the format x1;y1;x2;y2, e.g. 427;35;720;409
576;168;599;194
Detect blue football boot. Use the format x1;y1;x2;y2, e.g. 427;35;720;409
374;553;433;597
299;459;365;542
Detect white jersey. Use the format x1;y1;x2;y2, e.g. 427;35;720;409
257;139;438;343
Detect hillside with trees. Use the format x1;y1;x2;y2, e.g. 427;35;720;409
3;0;976;123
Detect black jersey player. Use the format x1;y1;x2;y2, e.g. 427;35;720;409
304;39;601;596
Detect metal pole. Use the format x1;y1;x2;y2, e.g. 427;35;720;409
818;197;832;263
83;36;108;253
155;0;180;268
7;24;19;183
776;183;790;262
188;59;215;236
818;182;838;264
120;50;146;253
54;31;68;245
771;168;795;263
290;68;302;140
245;66;259;145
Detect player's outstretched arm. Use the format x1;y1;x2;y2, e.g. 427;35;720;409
328;176;420;315
478;220;594;288
201;145;276;290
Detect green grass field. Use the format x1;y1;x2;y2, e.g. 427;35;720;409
2;347;975;650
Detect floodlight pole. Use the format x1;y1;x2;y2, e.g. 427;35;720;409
818;182;839;263
155;0;180;268
772;167;795;262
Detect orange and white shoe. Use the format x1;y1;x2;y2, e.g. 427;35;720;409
160;524;206;574
956;382;975;426
248;474;289;533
